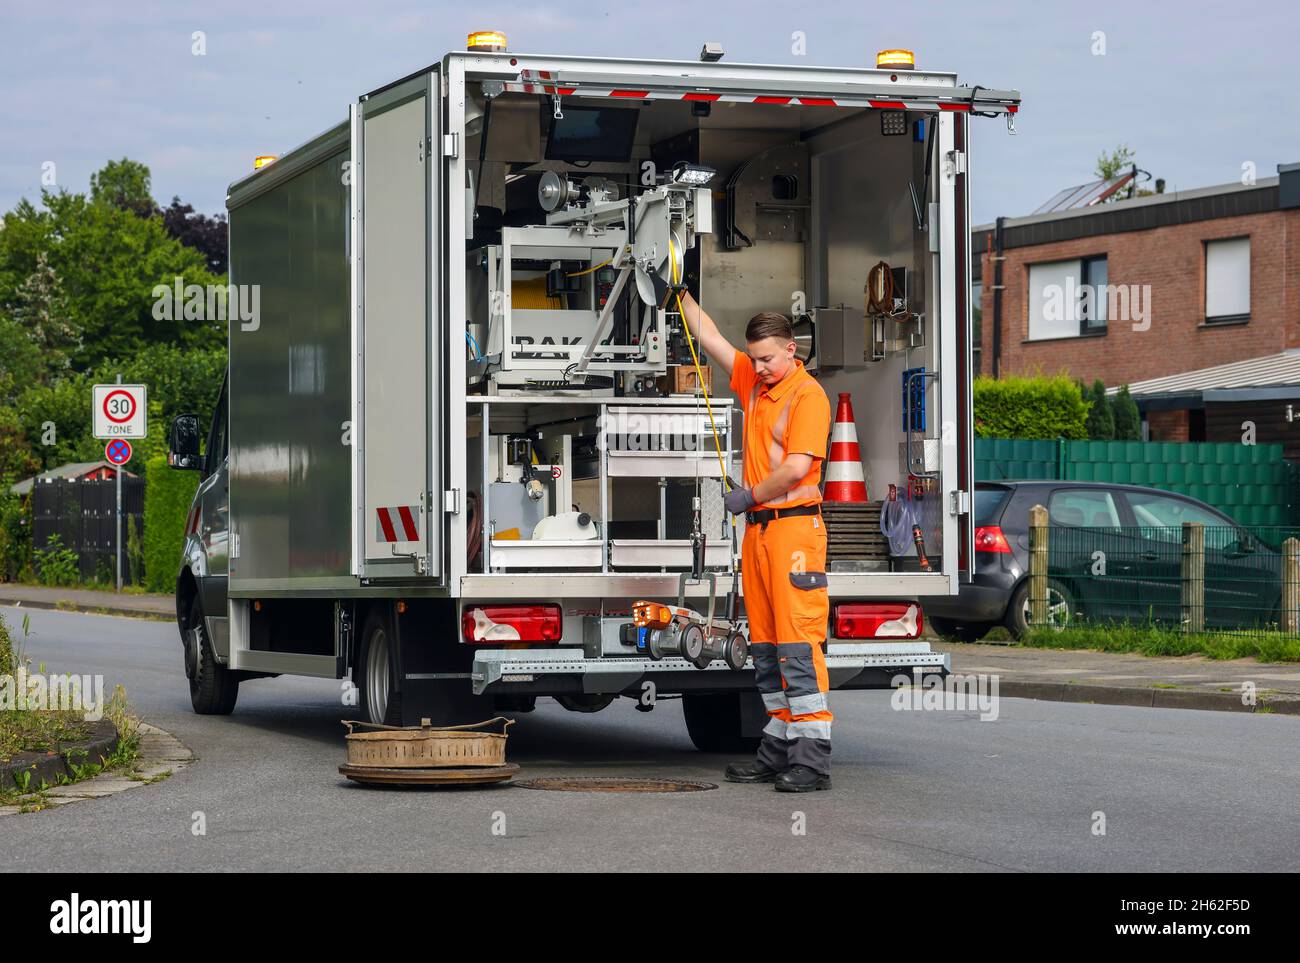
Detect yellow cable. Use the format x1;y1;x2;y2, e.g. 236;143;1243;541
565;258;613;278
669;236;730;491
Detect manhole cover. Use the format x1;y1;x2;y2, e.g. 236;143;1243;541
515;776;717;793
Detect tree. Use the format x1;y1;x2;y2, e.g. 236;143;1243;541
161;198;228;274
1084;379;1115;440
1094;145;1136;181
90;158;156;219
1112;385;1142;440
9;251;81;378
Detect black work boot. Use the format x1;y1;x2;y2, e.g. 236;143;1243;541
774;764;831;792
724;759;782;783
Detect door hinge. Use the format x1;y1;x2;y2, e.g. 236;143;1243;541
442;132;458;158
230;532;240;559
949;490;971;516
945;149;967;176
444;488;461;513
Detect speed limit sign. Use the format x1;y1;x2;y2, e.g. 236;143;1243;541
93;384;147;439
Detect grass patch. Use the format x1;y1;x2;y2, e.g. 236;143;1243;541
1021;621;1300;662
0;612;143;805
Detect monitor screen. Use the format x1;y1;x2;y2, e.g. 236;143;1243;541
545;105;639;164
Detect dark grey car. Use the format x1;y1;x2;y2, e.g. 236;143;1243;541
926;480;1282;641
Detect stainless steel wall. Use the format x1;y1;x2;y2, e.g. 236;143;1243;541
228;147;353;582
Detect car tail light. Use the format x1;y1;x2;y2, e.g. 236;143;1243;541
834;602;923;639
974;525;1012;554
461;604;562;643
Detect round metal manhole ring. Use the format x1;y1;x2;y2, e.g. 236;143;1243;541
514;776;717;793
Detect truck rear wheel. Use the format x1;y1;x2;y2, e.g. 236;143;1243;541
186;596;239;715
682;692;763;753
356;611;402;726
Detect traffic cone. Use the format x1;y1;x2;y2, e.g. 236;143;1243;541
824;392;869;503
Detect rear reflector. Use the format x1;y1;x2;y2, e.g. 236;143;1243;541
834;602;923;639
974;525;1012;553
462;604;562;643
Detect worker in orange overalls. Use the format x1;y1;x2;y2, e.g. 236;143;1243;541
680;293;833;792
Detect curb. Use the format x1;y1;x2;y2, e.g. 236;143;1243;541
0;718;120;791
0;722;193;814
997;680;1300;715
0;595;172;622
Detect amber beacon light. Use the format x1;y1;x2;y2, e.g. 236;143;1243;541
467;30;508;52
876;49;915;70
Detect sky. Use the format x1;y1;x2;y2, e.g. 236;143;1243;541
1;0;1297;225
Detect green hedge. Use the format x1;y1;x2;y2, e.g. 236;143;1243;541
974;374;1089;440
143;456;200;594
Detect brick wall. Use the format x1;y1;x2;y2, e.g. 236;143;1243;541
978;208;1300;387
1146;409;1189;442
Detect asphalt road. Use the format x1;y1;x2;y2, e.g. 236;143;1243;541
5;605;1298;872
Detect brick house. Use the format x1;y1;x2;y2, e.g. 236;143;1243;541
972;162;1300;447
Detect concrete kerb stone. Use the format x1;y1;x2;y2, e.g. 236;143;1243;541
0;722;192;815
998;680;1300;715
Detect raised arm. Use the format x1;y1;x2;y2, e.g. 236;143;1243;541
678;291;738;377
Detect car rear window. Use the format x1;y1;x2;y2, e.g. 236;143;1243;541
973;487;1009;525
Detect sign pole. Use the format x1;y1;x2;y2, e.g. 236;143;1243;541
115;373;122;593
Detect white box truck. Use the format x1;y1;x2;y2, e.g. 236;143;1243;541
166;33;1020;748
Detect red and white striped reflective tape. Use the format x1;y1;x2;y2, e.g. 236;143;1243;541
376;505;420;543
508;72;1018;113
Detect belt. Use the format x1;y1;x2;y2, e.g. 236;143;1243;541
745;503;822;527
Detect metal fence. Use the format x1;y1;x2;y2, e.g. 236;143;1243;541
30;477;145;585
1028;510;1300;638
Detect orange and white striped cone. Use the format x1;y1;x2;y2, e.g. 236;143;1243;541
824;392;868;503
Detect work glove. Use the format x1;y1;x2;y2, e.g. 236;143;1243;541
724;486;756;516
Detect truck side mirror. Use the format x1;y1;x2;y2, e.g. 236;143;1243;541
168;414;203;470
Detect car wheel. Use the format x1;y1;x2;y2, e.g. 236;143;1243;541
185;595;239;715
355;610;402;726
1006;578;1077;639
929;616;992;643
682;692;763;753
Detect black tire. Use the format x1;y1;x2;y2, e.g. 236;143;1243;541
185;595;239;715
1005;578;1077;639
355;610;402;727
928;616;992;643
682;692;763;753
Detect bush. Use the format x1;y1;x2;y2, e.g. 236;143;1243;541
974;374;1090;439
0;483;33;582
142;456;199;594
35;534;80;587
1112;385;1141;440
1083;379;1115;440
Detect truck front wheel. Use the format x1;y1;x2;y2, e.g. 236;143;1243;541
185;596;239;715
682;692;763;753
355;611;402;726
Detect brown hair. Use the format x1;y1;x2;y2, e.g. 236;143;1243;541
745;311;794;343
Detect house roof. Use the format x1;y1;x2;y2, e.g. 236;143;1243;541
9;461;137;496
1110;351;1300;407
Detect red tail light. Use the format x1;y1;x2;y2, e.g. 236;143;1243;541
833;602;923;639
974;525;1011;553
461;604;563;643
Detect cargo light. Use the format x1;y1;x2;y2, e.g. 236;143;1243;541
253;155;277;170
974;525;1012;554
834;602;922;639
669;162;717;187
467;30;508;52
876;49;915;70
462;603;561;643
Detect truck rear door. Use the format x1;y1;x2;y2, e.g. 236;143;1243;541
351;70;444;580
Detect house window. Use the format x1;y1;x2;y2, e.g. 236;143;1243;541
1027;256;1108;340
1205;237;1250;323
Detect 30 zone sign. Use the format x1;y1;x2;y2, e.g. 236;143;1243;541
93;384;148;439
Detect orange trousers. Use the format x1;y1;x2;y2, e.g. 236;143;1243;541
742;512;833;774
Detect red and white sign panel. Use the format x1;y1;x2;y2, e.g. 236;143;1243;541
375;506;420;543
104;438;133;466
93;384;147;439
